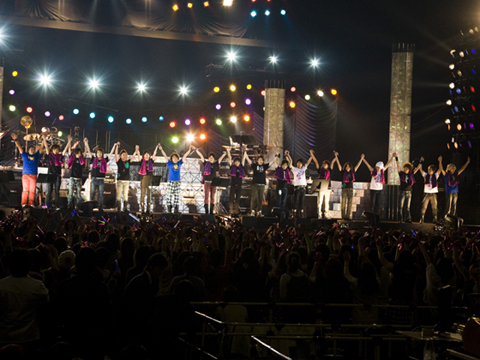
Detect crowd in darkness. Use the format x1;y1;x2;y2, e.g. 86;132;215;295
0;207;479;360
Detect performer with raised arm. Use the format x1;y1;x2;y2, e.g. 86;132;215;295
311;151;340;219
45;140;69;209
333;153;363;220
85;140;117;212
439;155;470;217
133;144;159;214
226;146;246;216
361;153;396;215
274;150;292;210
418;156;442;223
395;156;421;223
159;144;195;213
66;136;88;209
115;142;130;212
11;133;47;207
195;148;227;215
244;150;274;217
286;150;314;218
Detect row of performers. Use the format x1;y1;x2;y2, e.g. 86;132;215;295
11;133;470;221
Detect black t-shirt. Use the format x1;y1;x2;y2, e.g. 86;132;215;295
70;157;84;179
252;163;269;185
48;154;63;176
91;156;109;178
231;168;243;186
399;171;413;192
276;167;289;190
203;161;219;182
342;171;354;189
117;159;131;181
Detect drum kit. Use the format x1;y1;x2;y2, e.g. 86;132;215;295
16;115;65;146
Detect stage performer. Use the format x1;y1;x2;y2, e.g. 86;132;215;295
85;141;116;212
45;141;70;209
133;144;159;214
115;142;130;212
311;151;340;218
286;150;314;218
418;157;441;223
244;151;274;217
274;151;292;210
11;133;47;207
195;148;227;215
439;155;470;217
333;153;363;220
66;136;88;209
226;147;246;216
361;153;396;215
159;144;195;213
395;156;421;223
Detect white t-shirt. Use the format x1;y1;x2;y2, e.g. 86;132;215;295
291;165;307;186
370;171;384;191
421;170;439;194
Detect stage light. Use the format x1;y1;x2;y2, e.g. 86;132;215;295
108;116;114;123
172;136;179;144
449;64;455;70
88;78;100;90
317;90;324;97
457;70;463;77
200;117;206;125
200;133;206;140
269;56;277;64
331;89;338;95
457;124;462;131
126;118;132;124
73;109;80;115
58;131;63;137
244;115;250;122
246;84;252;90
8;89;14;95
472;48;477;54
223;0;233;6
59;115;65;121
173;4;179;11
179;86;189;96
38;73;53;87
460;51;465;57
230;102;236;108
230;116;237;123
89;112;96;119
289;101;296;108
291;87;296;92
12;71;18;77
265;10;270;16
159;116;164;121
45;111;51;117
445;119;451;124
470;123;475;130
187;2;193;8
204;1;209;7
26;107;33;113
449;83;455;89
311;58;319;67
185;119;191;126
261;90;266;96
447;143;450;149
250;10;257;18
468;141;472;148
216;104;222;110
186;134;194;142
471;86;476;93
245;98;252;105
214;86;220;92
137;83;147;93
456;88;461;94
280;9;286;15
216;119;222;125
169;121;176;128
305;94;311;100
454;142;458;149
142;117;147;123
473;105;477;112
226;51;237;62
230;84;236;92
9;105;16;112
446;99;452;106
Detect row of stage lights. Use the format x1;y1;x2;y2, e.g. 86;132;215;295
171;0;286;16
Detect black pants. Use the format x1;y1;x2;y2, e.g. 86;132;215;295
229;184;242;214
140;174;153;207
370;190;382;214
46;175;61;206
294;186;306;214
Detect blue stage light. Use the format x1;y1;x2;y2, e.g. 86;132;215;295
265;10;270;16
108;116;114;123
159;116;164;121
280;9;286;15
73;109;79;115
126;118;132;124
89;112;96;119
142;117;147;123
250;10;257;18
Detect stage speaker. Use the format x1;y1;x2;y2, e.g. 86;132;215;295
242;216;258;228
271;207;290;222
103;184;116;209
305;195;318;218
77;201;99;216
362;211;380;226
201;214;216;224
0;182;22;207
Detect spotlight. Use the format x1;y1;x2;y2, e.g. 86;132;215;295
137;83;147;93
200;117;206;125
216;119;222;125
331;89;338;95
8;89;14;95
223;0;233;6
58;131;63;137
73;109;80;115
200;133;206;140
226;51;237;62
460;51;465;57
214;86;220;92
159;116;164;121
311;59;320;68
290;87;296;92
187;2;193;8
59;115;65;121
12;71;18;77
280;9;286;15
89;112;96;119
244;115;250;122
265;10;270;16
289;101;296;108
26;107;33;113
446;99;452;106
108;116;114;123
179;86;189;96
269;56;277;64
454;142;458;149
470;123;475;130
187;134;194;142
45;111;51;117
204;1;209;7
305;94;311;100
216;104;222;110
250;10;257;18
38;73;53;87
471;86;476;93
169;121;176;128
317;90;324;97
185;119;191;126
230;116;237;123
261;90;266;96
449;83;455;89
142;117;147;123
9;105;16;112
449;64;455;70
126;118;132;124
230;84;236;92
172;136;179;144
173;4;179;11
230;102;236;108
246;84;252;90
88;78;100;90
245;98;252;105
445;119;451;124
457;124;462;131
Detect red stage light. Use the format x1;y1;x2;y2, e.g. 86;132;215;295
230;102;236;108
471;86;476;93
200;117;206;125
26;107;33;113
59;115;65;121
473;105;476;112
169;121;176;128
261;90;266;96
290;87;296;92
200;133;206;140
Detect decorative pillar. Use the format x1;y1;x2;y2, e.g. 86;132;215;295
264;80;285;149
388;44;414;185
0;59;3;143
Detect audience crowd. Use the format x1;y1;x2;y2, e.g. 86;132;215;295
0;207;479;359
